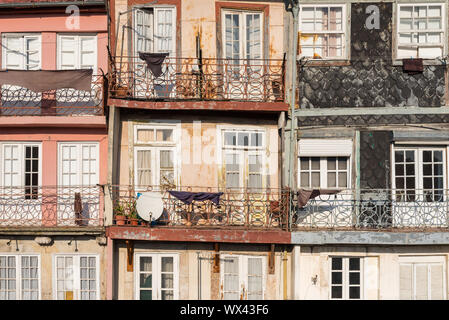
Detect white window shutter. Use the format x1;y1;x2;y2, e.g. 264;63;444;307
25;36;40;70
399;264;413;300
80;36;96;71
223;256;240;300
60;36;77;70
415;264;428;300
3;145;20;187
247;257;263;300
4;36;23;69
430;264;444;300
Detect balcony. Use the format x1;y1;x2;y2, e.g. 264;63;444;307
294;189;449;230
111;186;289;230
0;74;104;116
109;57;285;103
0;185;103;227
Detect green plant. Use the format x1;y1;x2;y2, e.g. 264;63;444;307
114;202;126;216
127;200;139;219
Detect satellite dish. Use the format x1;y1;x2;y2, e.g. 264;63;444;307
136;192;164;222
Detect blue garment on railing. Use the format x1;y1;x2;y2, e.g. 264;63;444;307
168;191;224;205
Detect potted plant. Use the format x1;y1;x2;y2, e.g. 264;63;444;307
127;200;139;226
114;202;127;226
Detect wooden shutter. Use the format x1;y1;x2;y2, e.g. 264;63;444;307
24;36;40;70
59;36;77;70
80;36;96;71
399;264;413;300
415;264;428;300
430;264;444;300
246;257;263;300
4;36;23;69
223;256;240;300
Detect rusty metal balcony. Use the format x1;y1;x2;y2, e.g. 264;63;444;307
0;185;103;227
110;185;289;230
294;189;449;230
109;57;285;103
0;74;104;116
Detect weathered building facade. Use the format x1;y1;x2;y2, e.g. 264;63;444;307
291;0;449;299
105;0;292;300
0;0;109;300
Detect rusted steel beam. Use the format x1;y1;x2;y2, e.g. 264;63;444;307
106;226;291;244
109;98;289;112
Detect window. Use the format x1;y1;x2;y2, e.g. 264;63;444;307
330;257;362;300
399;256;446;300
222;130;265;190
54;255;99;300
298;5;346;59
299;157;349;188
133;7;176;56
57;34;97;73
134;124;178;187
221;255;265;300
58;143;99;187
222;10;262;61
1;143;41;198
135;253;179;300
2;34;41;70
393;147;445;202
0;255;40;300
397;3;446;59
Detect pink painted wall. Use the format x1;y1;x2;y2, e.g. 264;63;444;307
0;127;108;186
0;13;108;73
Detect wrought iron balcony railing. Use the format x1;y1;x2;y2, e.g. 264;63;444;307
109;57;285;103
294;189;449;230
0;185;103;227
0;74;104;116
111;185;289;230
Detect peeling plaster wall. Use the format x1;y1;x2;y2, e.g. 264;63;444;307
117;112;280;189
0;237;107;300
295;245;449;300
298;2;446;109
115;241;291;300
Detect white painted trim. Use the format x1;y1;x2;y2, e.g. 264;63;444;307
56;33;98;74
328;256;364;300
1;33;42;70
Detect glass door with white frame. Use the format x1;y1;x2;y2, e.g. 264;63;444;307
0;255;40;300
392;146;447;227
221;255;265;300
135;253;178;300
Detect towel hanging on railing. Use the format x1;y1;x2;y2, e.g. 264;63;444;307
138;52;169;78
0;69;93;92
168;191;224;206
297;189;341;208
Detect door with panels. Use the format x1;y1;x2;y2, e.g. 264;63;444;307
222;129;267;226
222;10;263;100
135;253;179;300
399;256;446;300
392;146;447;227
0;143;41;226
54;254;99;300
132;7;176;98
221;255;266;300
58;143;99;226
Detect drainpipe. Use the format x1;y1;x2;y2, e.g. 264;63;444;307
288;1;299;230
283;249;288;299
197;251;201;300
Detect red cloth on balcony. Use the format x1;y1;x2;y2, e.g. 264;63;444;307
297;189;341;208
138;52;169;78
168;191;224;205
0;69;93;92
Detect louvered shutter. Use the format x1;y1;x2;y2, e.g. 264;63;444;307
430;264;444;300
59;36;77;70
247;257;263;300
415;264;428;300
223;256;240;300
399;264;413;300
80;36;96;71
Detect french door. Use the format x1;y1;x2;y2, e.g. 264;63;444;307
135;253;179;300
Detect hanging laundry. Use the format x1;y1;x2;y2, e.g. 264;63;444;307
297;189;341;208
138;52;169;78
0;69;93;92
168;191;224;205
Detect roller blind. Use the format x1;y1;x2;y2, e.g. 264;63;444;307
298;139;353;156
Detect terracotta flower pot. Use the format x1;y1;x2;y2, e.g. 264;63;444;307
115;215;126;226
130;218;139;226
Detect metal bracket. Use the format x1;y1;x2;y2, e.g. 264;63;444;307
268;244;275;274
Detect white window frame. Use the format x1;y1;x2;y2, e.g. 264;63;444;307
399;255;447;300
134;252;179;300
395;2;447;60
298;4;348;60
392;145;446;201
221;9;264;60
56;34;98;73
298;156;351;189
133;122;181;188
0;254;41;300
1;33;42;70
220;254;266;300
0;142;42;189
329;256;363;300
219;128;266;190
52;254;100;300
57;142;100;187
133;6;177;56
